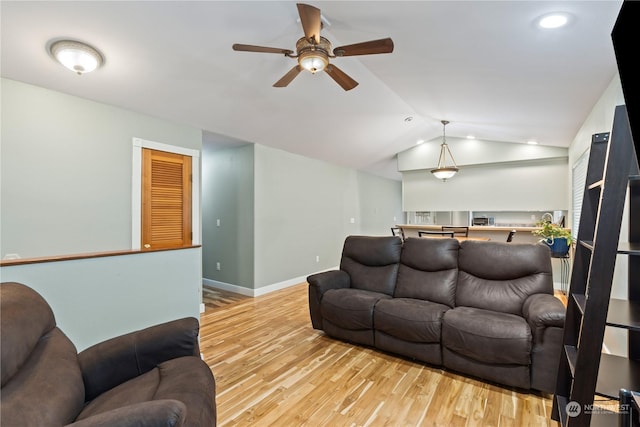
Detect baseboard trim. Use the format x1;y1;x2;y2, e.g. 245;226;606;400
202;267;337;297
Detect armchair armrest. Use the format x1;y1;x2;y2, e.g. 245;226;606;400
78;317;200;401
523;293;566;341
307;270;351;329
67;400;186;427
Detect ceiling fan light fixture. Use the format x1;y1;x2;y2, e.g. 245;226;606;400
430;120;459;182
49;40;103;75
298;51;328;73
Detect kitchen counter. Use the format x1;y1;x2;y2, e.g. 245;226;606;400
397;224;570;244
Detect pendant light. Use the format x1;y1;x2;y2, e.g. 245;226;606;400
431;120;459;181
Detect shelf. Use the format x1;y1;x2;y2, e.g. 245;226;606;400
573;293;586;315
580;240;595;251
618;242;640;255
596;353;640;399
565;345;578;377
588;179;604;190
606;299;640;331
555;395;568;426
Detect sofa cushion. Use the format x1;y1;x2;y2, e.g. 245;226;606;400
374;298;450;343
442;306;532;365
321;288;391;330
76;356;215;426
456;241;553;315
394;237;459;307
0;328;85;426
1;282;57;386
340;236;402;295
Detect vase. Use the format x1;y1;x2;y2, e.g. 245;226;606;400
544;237;570;257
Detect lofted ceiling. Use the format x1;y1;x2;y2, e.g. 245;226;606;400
0;1;623;180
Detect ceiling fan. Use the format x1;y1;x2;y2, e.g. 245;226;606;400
232;3;394;91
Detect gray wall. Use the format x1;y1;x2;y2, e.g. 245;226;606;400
1;78;202;258
0;248;202;351
201;143;403;293
253;144;402;289
398;136;569;212
1;78;203;349
202;144;255;288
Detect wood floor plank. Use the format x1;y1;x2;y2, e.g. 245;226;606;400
200;283;560;426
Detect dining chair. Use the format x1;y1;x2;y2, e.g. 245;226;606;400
418;230;455;238
391;227;405;241
442;226;469;237
506;230;516;242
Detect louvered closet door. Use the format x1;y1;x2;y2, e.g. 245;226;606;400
142;148;192;250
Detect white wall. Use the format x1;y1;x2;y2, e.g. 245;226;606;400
0;248;202;351
402;159;568;211
399;136;568;211
1;79;203;349
253;144;403;291
1;78;202;258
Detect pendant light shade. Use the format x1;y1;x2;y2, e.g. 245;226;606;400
431;120;459;181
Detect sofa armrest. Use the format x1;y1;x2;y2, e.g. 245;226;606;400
307;270;351;329
523;294;565;340
78;317;200;401
66;400;186;427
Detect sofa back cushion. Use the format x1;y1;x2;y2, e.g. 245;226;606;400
456;241;553;315
340;236;402;295
1;282;85;425
395;238;459;307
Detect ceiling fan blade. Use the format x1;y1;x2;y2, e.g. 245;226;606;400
297;3;321;44
232;44;293;55
333;38;394;57
273;65;303;87
324;64;359;91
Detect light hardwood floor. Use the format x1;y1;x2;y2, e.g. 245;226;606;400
200;284;559;427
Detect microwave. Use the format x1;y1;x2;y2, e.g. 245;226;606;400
473;217;494;226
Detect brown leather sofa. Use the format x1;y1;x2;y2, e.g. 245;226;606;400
308;236;565;393
0;282;216;426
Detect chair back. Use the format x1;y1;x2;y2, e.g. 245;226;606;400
390;227;405;241
442;226;469;237
419;230;455;238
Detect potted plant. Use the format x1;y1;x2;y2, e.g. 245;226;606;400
532;220;573;257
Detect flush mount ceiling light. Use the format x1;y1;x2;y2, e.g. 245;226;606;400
431;120;459;182
537;12;571;29
49;40;103;75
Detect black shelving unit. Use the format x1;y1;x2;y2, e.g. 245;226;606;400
552;105;637;427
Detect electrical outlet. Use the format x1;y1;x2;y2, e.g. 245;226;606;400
350;217;355;224
316;255;320;262
216;219;220;227
216;262;221;271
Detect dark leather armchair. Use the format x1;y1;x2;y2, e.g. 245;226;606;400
0;282;216;427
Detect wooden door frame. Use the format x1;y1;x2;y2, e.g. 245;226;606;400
131;137;200;250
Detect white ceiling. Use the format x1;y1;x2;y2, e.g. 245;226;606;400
1;1;623;180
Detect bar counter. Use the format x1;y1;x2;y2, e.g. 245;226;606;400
397;224;570;244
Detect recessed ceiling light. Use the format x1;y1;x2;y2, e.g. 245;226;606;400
416;139;425;145
404;116;413;123
466;135;476;140
537;12;570;29
527;140;539;145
